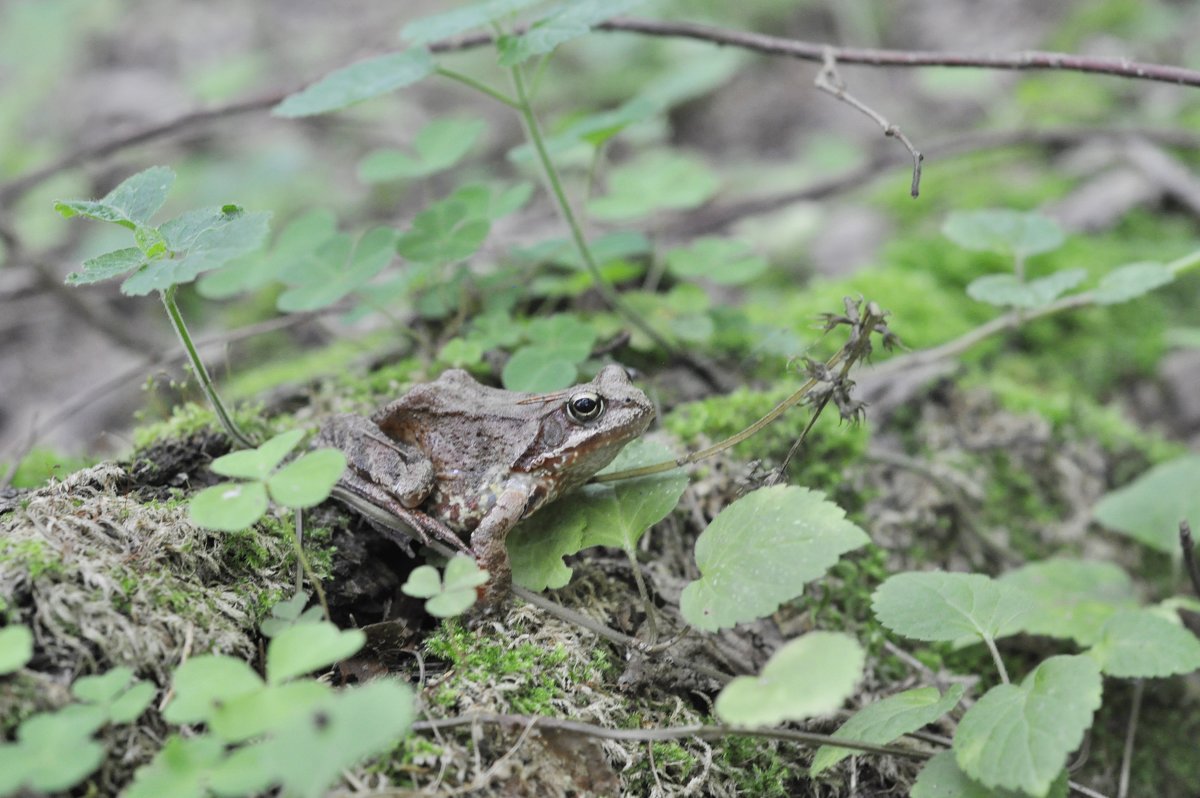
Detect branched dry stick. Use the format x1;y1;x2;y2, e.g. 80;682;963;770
1181;520;1200;598
814;48;923;197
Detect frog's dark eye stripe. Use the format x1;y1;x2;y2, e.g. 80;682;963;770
566;391;605;423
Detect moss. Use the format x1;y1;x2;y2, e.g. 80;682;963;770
131;400;270;451
0;539;66;580
225;330;396;399
714;735;798;798
5;447;95;489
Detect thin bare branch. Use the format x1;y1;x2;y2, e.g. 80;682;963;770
1117;680;1144;798
1182;521;1200;598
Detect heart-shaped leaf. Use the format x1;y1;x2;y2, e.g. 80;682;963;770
164;655;265;724
1093;454;1200;554
1089;609;1200;678
266;622;366;684
188;481;269;532
267;449;347;508
211;430;306;480
0;625;33;675
872;571;1034;644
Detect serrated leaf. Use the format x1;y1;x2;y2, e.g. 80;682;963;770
64;247;147;286
912;750;1068;798
209;680;332;742
124;735;226;798
54;166;174;229
501;346;578;392
211;429;306;480
277;227;397;312
966;268;1086;309
942;209;1065;259
497;0;644;66
1093;454;1200;554
999;559;1136;645
188;481;269;532
955;655;1101;796
811;684;965;776
0;625;33;674
274;48;435;117
680;486;869;632
589;151;719;220
358;118;486;182
666;237;769;286
267;449;347;508
871;571;1035;644
401;565;442;599
402;0;546;44
266;622;366;684
72;666;133;703
715;632;864;725
1093;261;1174;305
121;206;271;295
164;655;265;724
1089;609;1200;677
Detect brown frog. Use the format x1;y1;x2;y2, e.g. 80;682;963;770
316;364;654;605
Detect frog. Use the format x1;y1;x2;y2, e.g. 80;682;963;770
315;364;655;605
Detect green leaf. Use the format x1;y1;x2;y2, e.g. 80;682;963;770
14;706;108;792
358;118;486;182
267;449;347;508
401;565;442;599
1093;261;1174;305
1089;609;1200;678
54;166;174;229
508;99;657;160
396;192;491;264
942;209;1065;259
810;684;965;776
0;624;33;674
64;247;147;286
188;481;269;532
912;750;1068;798
680;486;870;632
277;227;398;312
509;503;586;591
0;745;26;795
164;655;265;724
966;268;1087;309
955;654;1101;797
274;48;435;117
666;237;769;286
402;0;546;44
107;680;156;724
121;206;271;295
424;556;489;618
589;151;719;220
124;735;226;798
871;571;1035;644
525;314;599;363
497;0;644;66
73;666;133;703
199;209;339;299
501;346;578;392
211;429;306;480
1093;454;1200;554
209;680;332;742
998;558;1136;645
437;337;485;368
715;632;864;725
266;622;366;684
261;592;323;637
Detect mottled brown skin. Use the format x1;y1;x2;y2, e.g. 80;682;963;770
316;365;655;605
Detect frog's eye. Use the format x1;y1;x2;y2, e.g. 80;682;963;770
566;391;605;423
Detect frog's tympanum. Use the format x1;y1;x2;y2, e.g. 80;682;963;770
317;365;654;605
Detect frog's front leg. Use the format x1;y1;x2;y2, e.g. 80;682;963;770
469;483;536;607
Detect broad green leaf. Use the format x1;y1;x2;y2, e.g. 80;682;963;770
525;314;598;363
966;268;1086;309
0;624;33;674
437;337;485;368
266;622;366;684
954;655;1101;797
425;556;489;617
715;632;864;725
54;166;173;229
210;429;306;480
912;750;1068;798
199;209;339;299
72;666;133;703
358;118;486;182
509;503;586;591
396;194;491;264
188;481;269;532
14;706;107;792
999;559;1136;645
277;227;397;312
135;224;168;257
502;346;578;392
680;486;869;632
810;684;965;776
164;655;265;724
209;680;332;742
124;735;225;798
121;206;271;295
1089;609;1200;678
267;449;347;508
666;237;769;286
261;592;322;637
107;680;156;724
497;0;644;66
1093;261;1174;305
871;571;1034;644
1093;454;1200;553
942;209;1065;259
402;0;545;44
589;151;719;220
401;565;442;599
64;247;147;286
274;48;435;117
0;745;25;794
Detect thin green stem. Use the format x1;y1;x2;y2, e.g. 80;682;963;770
508;65;680;357
436;67;520;108
292;508;331;621
160;287;255;449
983;635;1011;685
623;546;659;642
